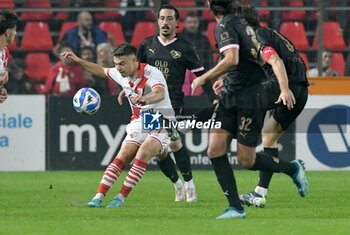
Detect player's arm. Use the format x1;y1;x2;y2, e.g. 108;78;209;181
0;86;8;103
194;69;217;101
131;87;165;106
261;46;295;109
61;51;107;79
191;48;238;94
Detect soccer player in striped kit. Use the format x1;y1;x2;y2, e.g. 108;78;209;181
62;43;177;208
0;10;17;103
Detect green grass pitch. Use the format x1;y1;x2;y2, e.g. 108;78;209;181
0;170;350;234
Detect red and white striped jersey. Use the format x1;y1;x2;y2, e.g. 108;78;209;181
105;63;175;121
0;47;9;73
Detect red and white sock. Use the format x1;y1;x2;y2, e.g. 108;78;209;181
93;158;125;199
119;159;148;198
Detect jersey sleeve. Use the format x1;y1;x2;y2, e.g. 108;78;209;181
147;66;167;89
215;23;240;53
183;43;205;73
104;67;122;85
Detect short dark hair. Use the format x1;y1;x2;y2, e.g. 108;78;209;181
242;5;260;28
113;43;137;57
58;41;74;53
157;4;180;20
0;10;18;35
185;11;200;20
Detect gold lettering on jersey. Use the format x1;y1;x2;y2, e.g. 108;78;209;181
246;26;260;59
155;60;170;79
170;50;181;59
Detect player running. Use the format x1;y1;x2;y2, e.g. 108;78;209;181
191;0;308;219
62;43;176;208
0;10;17;103
133;4;217;202
235;4;309;208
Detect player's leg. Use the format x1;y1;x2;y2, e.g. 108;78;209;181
87;142;138;207
107;136;163;207
208;128;246;219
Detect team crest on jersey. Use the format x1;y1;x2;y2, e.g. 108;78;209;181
170;50;181;59
220;32;230;41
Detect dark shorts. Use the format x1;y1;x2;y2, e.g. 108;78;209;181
272;84;308;130
216;80;308;147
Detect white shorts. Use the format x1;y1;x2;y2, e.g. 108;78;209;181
123;119;169;151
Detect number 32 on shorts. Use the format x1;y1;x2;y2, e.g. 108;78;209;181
239;117;252;131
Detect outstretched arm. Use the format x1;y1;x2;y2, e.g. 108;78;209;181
191;48;238;94
61;51;108;79
131;87;165;106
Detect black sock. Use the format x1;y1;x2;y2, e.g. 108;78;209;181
157;155;179;183
258;148;279;189
251;153;296;176
173;147;193;182
210;155;243;210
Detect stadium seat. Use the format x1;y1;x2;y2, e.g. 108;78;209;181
25;53;51;83
312;22;346;50
202;1;213;21
206;21;216;50
330;53;345;76
0;0;15;8
131;22;156;48
21;0;53;20
99;22;126;46
260;22;268;27
58;22;78;42
56;0;71;20
299;52;310;70
258;1;270;21
169;0;196;20
21;22;54;51
279;22;309;50
94;0;121;21
281;0;306;21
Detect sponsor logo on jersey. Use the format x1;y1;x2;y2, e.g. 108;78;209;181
170;50;181;59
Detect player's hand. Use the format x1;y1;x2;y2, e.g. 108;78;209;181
0;86;8;103
131;95;147;106
118;90;126;105
213;79;224;96
0;71;9;86
191;77;206;95
275;88;296;110
60;51;80;62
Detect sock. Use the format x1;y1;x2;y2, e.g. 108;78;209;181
254;186;268;196
96;158;126;195
157;154;179;183
210;155;243;210
174;178;183;188
257;147;279;189
251;153;296;176
173;147;193;182
119;159;148;197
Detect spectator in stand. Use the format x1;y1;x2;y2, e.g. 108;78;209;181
179;12;213;96
90;43;115;95
79;46;98;89
62;11;107;53
307;50;340;77
44;41;87;95
5;59;36;94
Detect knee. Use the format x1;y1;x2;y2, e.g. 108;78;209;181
237;152;255;169
169;139;182;152
262;133;276;148
207;146;226;158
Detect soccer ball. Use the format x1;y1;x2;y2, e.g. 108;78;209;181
73;88;101;115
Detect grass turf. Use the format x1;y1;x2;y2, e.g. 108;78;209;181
0;170;349;234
